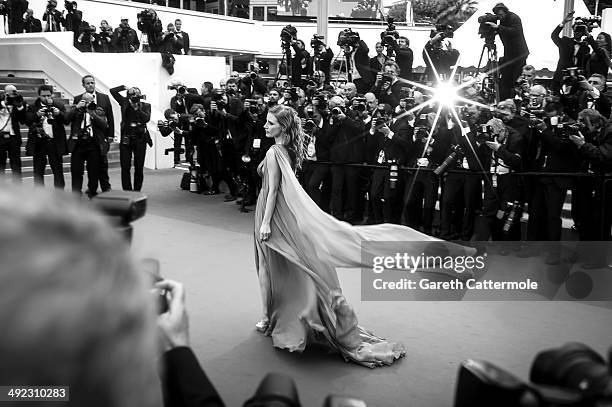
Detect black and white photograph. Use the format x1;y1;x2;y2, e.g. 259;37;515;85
0;0;611;405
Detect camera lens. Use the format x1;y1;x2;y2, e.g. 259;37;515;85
331;107;342;115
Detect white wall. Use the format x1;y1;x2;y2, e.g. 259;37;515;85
0;32;226;169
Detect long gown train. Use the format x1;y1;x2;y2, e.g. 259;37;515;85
254;145;473;368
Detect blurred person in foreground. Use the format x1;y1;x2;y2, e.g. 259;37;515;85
0;186;225;407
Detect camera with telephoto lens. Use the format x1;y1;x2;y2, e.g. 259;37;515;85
168;84;187;95
157;120;178;132
562;67;586;87
245;99;259;114
38;105;56;125
380;17;399;47
283;87;299;103
413;113;431;141
352;97;367;113
477;13;499;45
475;124;495;143
434;144;463;176
280;25;297;45
371;104;389;128
337;28;360;48
430;23;454;40
211;90;226;110
454;342;612;407
381;73;393;85
311;34;325;51
331;106;345;117
312;93;328;110
192;117;206;127
554;122;581;141
303;118;317;133
5;93;23;107
129;94;145;104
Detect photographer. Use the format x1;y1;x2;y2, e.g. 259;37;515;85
308;36;334;86
474;116;525;242
328;96;367;223
110;85;153;192
23;8;42;33
391;36;414;82
7;0;28;34
25;84;67;189
42;0;62;32
301;101;332;209
527;102;581;263
484;3;529;100
585;32;612;79
342;34;373;94
559;69;599;120
580;73;611;120
290;39;310;89
570;108;612;243
97;19;114;52
551;12;591;95
0;85;26;181
169;82;193;165
367;103;412;224
240;97;270;205
371;60;415;108
402;112;452;235
369;42;388;76
113;17;139;53
76;23;98;53
239;63;268;99
65;92;108;198
137;8;163;52
174;19;190;55
423;30;459;83
208;90;239;198
161;23;182;55
62;0;82;46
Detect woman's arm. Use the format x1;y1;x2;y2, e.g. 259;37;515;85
259;147;281;241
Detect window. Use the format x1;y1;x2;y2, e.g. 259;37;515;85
168;0;180;7
267;6;277;20
253;6;264;20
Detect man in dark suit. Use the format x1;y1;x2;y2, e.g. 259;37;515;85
25;84;67;189
551;12;592;95
62;1;82;47
290;39;310;88
370;60;413;108
7;0;28;34
65;92;108;198
344;39;374;94
41;0;62;32
23;8;42;32
75;75;115;192
110;85;152;192
308;39;334;86
0;85;27;182
391;36;414;82
174;18;190;55
483;3;529;100
369;42;388;76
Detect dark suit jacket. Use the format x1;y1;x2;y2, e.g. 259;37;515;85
536;126;582;188
23;16;42;32
551;24;591;84
65;105;108;154
345;40;374;85
176;30;190;54
25;98;68;156
307;48;334;84
162;347;224;407
577;123;612;174
75;91;114;141
366;118;413;165
498;11;529;59
391;44;413;80
329;116;366;163
7;0;28;32
110;85;152;146
369;54;388;75
0;104;26;145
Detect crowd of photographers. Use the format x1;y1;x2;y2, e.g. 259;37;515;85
1;0;190;54
156;4;611;266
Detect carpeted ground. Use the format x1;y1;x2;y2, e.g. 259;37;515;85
32;169;612;407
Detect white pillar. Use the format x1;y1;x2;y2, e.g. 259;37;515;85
562;0;574;37
316;0;328;43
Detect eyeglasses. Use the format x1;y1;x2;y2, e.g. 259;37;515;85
588;81;602;85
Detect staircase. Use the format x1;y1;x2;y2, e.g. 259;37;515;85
0;75;120;179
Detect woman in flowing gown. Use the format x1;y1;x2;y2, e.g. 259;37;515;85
254;105;472;368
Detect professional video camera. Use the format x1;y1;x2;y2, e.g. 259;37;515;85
434;144;463;176
137;9;155;31
311;34;325;50
380;17;399;47
64;0;76;12
477;13;499;46
280;24;297;46
454;342;612;407
337;28;360;48
573;16;601;38
430;23;454;40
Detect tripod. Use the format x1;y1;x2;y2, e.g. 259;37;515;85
276;42;293;87
330;49;347;88
477;39;500;104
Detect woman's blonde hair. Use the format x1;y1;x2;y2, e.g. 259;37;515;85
269;104;305;169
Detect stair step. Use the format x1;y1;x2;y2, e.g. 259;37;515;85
0;77;47;85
